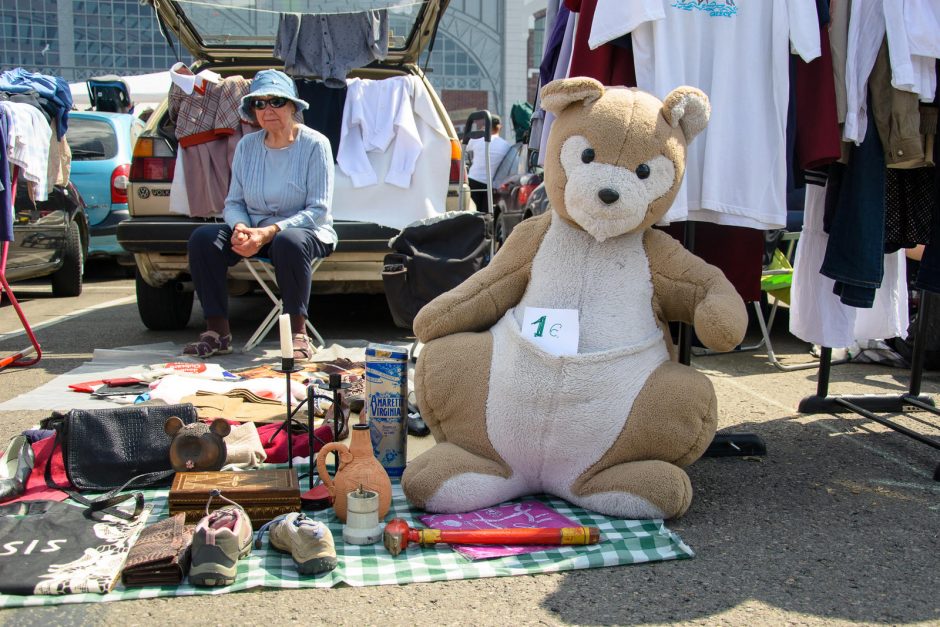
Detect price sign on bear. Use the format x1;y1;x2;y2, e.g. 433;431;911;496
521;307;579;356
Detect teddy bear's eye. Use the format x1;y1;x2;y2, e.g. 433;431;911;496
635;163;651;180
581;148;595;164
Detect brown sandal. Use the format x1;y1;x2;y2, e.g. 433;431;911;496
292;333;314;362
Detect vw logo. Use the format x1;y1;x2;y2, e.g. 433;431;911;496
137;187;151;199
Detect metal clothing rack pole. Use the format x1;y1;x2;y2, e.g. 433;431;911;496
797;289;939;480
680;222;767;457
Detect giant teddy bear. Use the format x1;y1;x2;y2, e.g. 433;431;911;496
401;77;748;520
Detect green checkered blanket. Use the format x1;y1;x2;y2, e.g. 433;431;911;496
0;472;693;608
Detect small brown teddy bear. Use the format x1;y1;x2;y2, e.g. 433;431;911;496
165;417;230;472
401;77;748;520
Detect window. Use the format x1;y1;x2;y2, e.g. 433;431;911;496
68;118;118;161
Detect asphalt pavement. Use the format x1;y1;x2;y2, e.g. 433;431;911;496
0;260;937;626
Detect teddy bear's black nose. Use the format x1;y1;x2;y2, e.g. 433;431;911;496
598;188;620;205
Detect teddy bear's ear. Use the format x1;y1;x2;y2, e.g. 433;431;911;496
209;418;231;438
662;87;710;143
540;77;605;115
164;416;184;437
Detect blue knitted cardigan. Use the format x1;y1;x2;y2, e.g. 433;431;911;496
223;125;337;246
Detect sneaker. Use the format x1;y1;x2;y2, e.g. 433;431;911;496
255;513;337;575
182;330;233;358
189;505;253;586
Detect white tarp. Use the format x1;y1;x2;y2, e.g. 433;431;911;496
68;71;171;110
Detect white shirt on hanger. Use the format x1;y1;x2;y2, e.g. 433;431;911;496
598;0;820;230
843;0;886;145
882;0;939;103
337;75;446;189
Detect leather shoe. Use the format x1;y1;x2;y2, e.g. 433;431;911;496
407;412;430;437
0;435;34;502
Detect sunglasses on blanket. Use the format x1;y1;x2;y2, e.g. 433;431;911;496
250;97;290;110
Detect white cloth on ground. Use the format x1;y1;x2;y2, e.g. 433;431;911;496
221;422;267;471
148;374;307;406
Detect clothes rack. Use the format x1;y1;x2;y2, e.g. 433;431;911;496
0;173;42;371
797;289;940;480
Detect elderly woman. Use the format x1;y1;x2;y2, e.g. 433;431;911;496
184;69;336;361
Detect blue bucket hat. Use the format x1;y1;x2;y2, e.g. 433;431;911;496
239;69;309;120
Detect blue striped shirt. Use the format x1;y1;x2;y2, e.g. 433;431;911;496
223;125;338;246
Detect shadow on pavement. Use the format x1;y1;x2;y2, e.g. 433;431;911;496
542;411;939;624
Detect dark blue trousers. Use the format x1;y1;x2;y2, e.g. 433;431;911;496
820;104;886;308
188;223;332;319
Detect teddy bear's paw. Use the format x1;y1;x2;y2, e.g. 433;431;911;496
402;443;524;513
693;295;749;353
569;460;693;520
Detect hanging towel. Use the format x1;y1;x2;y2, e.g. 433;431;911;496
275;10;389;87
0;101;51;203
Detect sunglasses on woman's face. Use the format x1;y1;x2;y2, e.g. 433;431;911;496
250;96;289;110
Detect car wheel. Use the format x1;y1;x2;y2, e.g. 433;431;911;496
493;210;505;251
50;220;84;297
135;270;194;330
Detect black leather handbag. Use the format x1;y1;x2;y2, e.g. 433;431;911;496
381;212;492;330
42;404;198;519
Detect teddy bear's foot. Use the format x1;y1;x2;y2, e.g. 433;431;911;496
402;442;526;513
568;460;692;520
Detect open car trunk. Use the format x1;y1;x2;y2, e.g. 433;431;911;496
143;0;446;66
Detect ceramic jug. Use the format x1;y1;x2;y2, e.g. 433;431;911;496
316;424;392;522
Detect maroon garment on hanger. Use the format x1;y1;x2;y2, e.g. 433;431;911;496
659;222;764;303
564;0;637;87
796;25;841;169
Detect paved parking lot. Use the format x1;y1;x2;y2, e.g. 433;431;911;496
0;262;937;625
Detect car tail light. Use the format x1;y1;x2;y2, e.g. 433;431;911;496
449;139;462;184
130;137;176;183
111;164;130;203
517;182;538;207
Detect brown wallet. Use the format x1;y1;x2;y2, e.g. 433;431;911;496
121;513;193;587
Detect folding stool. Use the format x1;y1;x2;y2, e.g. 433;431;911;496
240;256;325;353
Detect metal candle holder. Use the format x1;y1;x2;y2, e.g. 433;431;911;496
270;357;303;468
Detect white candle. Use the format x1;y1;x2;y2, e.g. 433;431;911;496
279;313;292;360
